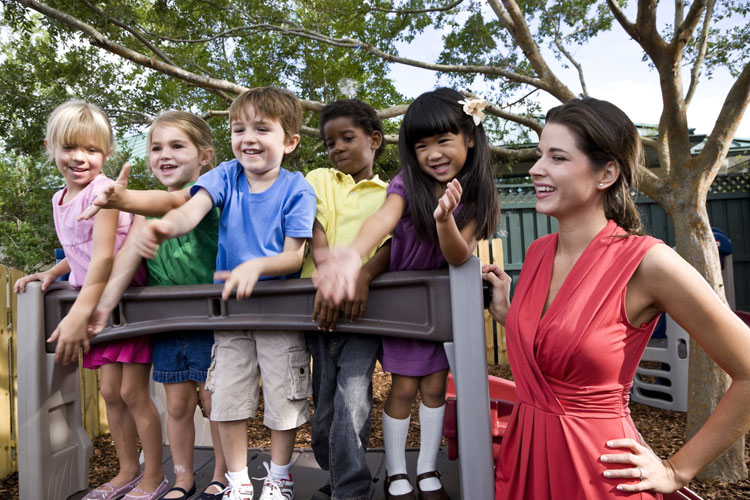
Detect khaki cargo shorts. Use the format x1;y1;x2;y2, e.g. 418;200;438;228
206;329;311;430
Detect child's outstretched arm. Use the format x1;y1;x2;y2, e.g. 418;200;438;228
88;216;147;337
13;258;71;293
434;179;478;265
214;235;306;301
49;208;120;364
314;193;404;304
342;239;391;323
78;163;191;220
135;188;214;260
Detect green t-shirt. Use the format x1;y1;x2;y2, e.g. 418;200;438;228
147;182;219;287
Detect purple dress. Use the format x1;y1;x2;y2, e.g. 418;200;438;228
381;173;450;377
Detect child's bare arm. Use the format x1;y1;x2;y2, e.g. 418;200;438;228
309;221;340;330
135;189;214;259
314;194;403;304
342;239;391;322
13;258;71;293
215;236;306;301
78;163;191;220
434;179;478;265
50;208;119;364
89;216;147;337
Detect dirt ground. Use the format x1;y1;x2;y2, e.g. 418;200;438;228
1;364;748;499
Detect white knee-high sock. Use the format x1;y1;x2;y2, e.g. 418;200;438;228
417;402;445;492
383;410;412;495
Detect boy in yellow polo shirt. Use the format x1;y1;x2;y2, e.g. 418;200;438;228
302;99;391;500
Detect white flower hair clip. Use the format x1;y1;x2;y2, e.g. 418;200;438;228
458;97;487;125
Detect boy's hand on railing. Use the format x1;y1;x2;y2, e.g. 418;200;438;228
312;288;340;331
49;310;91;365
214;260;261;301
341;267;372;323
433;178;462;223
13;270;56;293
312;246;361;305
135;219;173;260
78;163;131;221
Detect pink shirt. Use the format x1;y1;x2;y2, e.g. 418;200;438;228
52;174;133;287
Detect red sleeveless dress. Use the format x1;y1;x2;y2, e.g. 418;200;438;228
495;220;663;499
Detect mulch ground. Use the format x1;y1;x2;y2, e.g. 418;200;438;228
1;364;748;499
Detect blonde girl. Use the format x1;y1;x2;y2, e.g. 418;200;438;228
14;100;167;500
85;111;228;500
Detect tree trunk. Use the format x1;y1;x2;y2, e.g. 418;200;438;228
666;186;748;481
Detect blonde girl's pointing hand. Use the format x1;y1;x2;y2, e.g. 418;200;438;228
78;163;132;221
434;178;462;223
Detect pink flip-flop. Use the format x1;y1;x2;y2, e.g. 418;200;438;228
82;474;143;500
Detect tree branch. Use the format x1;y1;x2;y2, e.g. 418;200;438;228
685;0;715;108
462;90;543;135
674;0;684;29
696;61;750;174
108;108;155;124
370;0;464;15
486;0;514;30
487;0;575;102
543;7;588;96
673;0;708;57
605;0;638;41
16;0;328;111
80;0;176;67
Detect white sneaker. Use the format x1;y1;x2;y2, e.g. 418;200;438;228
255;462;294;500
223;472;254;500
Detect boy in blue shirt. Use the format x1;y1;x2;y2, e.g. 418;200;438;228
136;87;316;500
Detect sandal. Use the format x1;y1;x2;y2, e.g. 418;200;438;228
199;480;226;500
82;474;143;500
161;482;196;500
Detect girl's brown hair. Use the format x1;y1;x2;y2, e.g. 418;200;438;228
148;111;215;174
545;97;644;235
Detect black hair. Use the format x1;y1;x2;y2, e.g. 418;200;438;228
319;99;385;159
545;97;644;235
399;87;499;240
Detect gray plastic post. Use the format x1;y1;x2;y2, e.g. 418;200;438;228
16;282;92;500
449;257;494;499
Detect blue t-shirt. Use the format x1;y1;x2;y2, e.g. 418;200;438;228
191;160;316;280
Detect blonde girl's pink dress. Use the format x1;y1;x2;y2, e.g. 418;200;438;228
495;220;663;499
52;174;151;369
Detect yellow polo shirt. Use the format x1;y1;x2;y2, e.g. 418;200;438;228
301;167;389;278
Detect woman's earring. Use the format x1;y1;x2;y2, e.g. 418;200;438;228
599;183;604;187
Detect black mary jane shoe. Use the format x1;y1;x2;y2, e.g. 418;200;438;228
198;480;226;500
384;473;417;500
416;471;450;500
159;482;196;500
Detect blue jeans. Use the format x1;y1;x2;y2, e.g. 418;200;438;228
306;332;380;500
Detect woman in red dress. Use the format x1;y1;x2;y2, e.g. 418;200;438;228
483;98;750;498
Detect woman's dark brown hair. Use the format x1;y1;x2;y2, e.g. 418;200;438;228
545;97;644;235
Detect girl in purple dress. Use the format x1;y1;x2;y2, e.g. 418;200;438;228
315;88;499;500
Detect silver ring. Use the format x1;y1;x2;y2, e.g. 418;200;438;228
636;467;643;481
